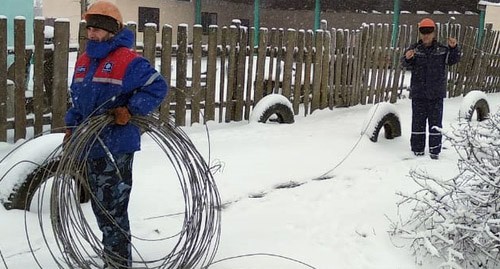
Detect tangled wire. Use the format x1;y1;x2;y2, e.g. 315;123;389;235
28;113;221;269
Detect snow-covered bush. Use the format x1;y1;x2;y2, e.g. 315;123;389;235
391;109;500;268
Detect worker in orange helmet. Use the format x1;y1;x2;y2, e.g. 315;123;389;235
64;1;168;268
401;17;461;160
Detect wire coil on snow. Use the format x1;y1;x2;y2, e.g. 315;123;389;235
32;114;221;269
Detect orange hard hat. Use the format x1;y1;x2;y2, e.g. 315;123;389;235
418;18;436;29
84;0;123;25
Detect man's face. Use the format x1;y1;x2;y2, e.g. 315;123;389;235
420;31;435;45
419;27;435;46
87;27;113;42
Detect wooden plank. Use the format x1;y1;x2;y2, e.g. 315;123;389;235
320;30;330;109
454;27;472;96
333;29;343;106
175;24;188;126
310;30;323;113
351;30;361;106
340;30;349;106
126;22;137;51
282;28;296;99
52;19;70;132
346;30;356;106
328;28;336;109
205;25;218;122
33;18;45;136
377;24;390;103
366;23;377;104
254;28;267;106
218;27;228;123
370;24;382;104
293;30;305;114
302;30;313;115
390;25;408;103
0;17;7;141
78;21;87;57
358;25;369;105
191;25;202;124
244;27;255;120
266;28;277;95
14;18;27;140
234;26;247;121
274;28;284;94
159;24;172;122
143;24;157;65
225;25;238;122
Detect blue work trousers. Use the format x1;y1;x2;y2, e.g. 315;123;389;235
411;98;443;155
87;153;134;268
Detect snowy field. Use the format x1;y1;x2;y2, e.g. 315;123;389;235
0;89;498;269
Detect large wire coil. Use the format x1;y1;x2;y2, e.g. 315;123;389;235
30;113;221;269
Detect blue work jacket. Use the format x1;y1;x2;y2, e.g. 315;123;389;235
65;28;168;158
401;39;461;99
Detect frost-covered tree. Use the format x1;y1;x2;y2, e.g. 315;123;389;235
392;109;500;268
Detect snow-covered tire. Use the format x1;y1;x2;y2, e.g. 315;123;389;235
0;134;89;211
249;94;294;124
459;90;489;121
361;102;401;142
4;158;89;210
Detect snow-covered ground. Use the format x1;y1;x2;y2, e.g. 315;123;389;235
0;88;498;268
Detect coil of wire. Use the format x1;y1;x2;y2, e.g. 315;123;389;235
32;113;221;269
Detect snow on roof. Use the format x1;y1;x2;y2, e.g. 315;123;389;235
480;1;500;7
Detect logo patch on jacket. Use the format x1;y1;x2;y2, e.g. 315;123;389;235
76;66;86;73
103;62;113;73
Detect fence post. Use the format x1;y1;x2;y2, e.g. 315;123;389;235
33;17;45;136
126;22;137;51
14;17;27;141
175;24;188;126
234;26;247;121
303;30;314;115
218;27;228;123
160;24;172;122
245;27;255;120
254;27;267;106
191;24;202;125
52;18;70;132
293;30;305;114
310;29;323;113
205;25;218;122
143;23;157;65
282;28;296;100
225;25;238;122
0;17;7;141
6;80;14;118
320;30;330;109
78;21;87;57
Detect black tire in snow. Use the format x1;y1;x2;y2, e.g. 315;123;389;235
250;94;295;124
459;90;490;122
464;99;489;122
4;158;89;210
368;113;402;142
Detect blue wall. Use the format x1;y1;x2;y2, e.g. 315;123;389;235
0;0;34;47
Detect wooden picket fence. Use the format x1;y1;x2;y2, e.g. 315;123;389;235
1;16;500;143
